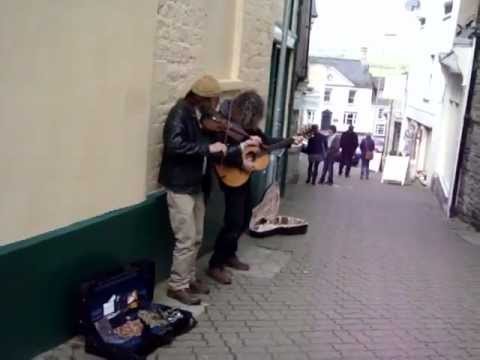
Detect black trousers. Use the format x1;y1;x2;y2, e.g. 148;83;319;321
307;159;321;183
209;182;252;269
320;155;335;184
339;152;353;177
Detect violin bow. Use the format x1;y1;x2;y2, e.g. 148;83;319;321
218;101;233;169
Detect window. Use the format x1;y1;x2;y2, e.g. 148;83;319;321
343;112;358;125
423;55;435;102
405;0;421;11
378;108;384;119
376;124;386;136
348;90;356;104
306;110;315;122
324;88;332;103
444;1;453;14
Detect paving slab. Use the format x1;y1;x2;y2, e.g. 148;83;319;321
37;162;480;360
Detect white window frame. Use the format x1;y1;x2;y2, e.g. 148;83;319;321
348;90;356;104
375;123;386;136
378;108;384;119
306;109;315;122
343;112;358;125
324;88;332;103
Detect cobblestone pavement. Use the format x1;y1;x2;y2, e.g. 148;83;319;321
40;168;480;360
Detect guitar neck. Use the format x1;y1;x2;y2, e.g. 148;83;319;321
258;127;311;153
263;138;295;153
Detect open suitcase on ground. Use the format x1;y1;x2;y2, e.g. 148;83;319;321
78;260;197;360
249;183;308;238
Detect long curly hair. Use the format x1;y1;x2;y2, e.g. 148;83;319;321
231;90;265;129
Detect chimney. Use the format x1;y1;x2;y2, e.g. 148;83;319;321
360;47;369;66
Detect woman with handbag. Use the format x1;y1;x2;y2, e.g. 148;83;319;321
360;134;375;180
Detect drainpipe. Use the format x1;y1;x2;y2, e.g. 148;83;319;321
272;0;293;138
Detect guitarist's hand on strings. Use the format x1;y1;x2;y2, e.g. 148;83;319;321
240;136;262;152
242;159;256;172
249;136;262;145
209;142;227;155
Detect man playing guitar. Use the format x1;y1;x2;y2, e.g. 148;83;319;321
207;90;302;284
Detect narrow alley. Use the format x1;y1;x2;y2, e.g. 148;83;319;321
42;167;480;360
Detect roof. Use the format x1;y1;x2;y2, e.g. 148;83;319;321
309;57;374;88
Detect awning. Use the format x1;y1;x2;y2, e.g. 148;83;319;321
439;51;462;75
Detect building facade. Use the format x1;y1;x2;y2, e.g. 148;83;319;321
403;0;479;214
0;0;312;358
295;57;376;135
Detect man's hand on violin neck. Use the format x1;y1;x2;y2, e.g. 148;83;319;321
292;135;304;145
209;142;227;155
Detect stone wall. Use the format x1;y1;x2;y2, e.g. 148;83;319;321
457;74;480;229
147;0;285;192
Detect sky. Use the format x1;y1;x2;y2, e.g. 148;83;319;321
309;0;418;67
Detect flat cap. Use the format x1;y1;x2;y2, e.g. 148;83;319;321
191;75;222;98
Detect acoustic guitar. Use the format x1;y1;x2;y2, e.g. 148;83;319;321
215;126;314;188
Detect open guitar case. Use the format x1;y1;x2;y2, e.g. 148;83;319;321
249;182;308;238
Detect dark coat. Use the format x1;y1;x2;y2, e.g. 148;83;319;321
305;132;328;157
360;137;375;160
340;130;359;156
158;99;241;195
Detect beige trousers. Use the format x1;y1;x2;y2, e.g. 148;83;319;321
166;191;205;291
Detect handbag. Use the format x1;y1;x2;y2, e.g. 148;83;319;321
363;139;374;160
365;150;374;160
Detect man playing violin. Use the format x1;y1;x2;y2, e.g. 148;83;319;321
159;76;262;305
207;90;302;285
159;75;232;305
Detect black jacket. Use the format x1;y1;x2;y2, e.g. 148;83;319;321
305;132;328;156
340;131;359;155
158;99;241;195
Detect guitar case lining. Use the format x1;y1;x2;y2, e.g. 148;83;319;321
249;183;308;238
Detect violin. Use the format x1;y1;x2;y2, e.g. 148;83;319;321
201;111;250;143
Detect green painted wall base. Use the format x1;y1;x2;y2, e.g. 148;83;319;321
1;187;225;360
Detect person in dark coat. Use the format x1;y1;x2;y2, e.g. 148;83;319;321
304;124;328;185
339;125;359;178
360;134;375;180
319;125;341;185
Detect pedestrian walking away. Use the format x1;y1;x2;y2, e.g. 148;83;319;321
360;133;375;180
339;125;359;178
303;124;328;185
319;125;341;185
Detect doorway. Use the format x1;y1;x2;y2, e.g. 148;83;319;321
321;110;332;130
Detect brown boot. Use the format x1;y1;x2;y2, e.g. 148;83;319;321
189;279;210;294
226;256;250;271
167;288;201;305
207;267;232;285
